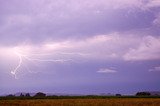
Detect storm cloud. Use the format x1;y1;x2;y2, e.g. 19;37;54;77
0;0;160;95
0;0;159;45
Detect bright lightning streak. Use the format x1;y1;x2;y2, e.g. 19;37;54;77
11;51;23;79
11;48;72;79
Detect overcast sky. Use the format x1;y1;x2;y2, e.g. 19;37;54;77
0;0;160;95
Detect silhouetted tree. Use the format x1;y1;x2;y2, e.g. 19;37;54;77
116;94;122;96
6;94;15;97
136;92;151;96
34;92;46;97
20;93;24;97
25;93;31;97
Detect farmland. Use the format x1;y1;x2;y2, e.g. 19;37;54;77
0;98;160;106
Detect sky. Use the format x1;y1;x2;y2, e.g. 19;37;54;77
0;0;160;95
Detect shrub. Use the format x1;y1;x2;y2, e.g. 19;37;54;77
136;92;151;96
116;94;122;96
34;92;46;98
25;93;31;97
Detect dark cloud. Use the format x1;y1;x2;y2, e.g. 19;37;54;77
0;0;159;45
0;0;160;95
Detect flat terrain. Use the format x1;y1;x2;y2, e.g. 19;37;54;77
0;98;160;106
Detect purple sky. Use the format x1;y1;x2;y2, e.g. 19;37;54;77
0;0;160;95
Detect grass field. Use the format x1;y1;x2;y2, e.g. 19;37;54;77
0;98;160;106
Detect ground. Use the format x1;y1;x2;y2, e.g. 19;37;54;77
0;98;160;106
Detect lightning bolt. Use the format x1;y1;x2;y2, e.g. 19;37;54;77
11;51;23;79
11;48;72;79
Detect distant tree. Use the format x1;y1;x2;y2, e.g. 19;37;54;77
34;92;46;97
6;94;15;97
136;92;151;96
20;93;24;97
25;93;31;97
116;94;122;96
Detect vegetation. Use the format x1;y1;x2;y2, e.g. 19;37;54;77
34;92;46;98
0;92;160;100
0;92;160;106
136;92;151;96
25;93;31;97
1;95;160;100
116;94;122;96
0;98;160;106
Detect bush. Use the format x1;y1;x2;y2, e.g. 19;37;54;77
25;93;31;97
34;92;46;97
136;92;151;96
116;94;122;96
20;93;24;97
6;94;15;97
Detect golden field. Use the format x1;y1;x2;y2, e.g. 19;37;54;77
0;98;160;106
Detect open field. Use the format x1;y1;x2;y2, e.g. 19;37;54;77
0;98;160;106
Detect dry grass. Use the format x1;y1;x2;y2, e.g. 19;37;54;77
0;98;160;106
